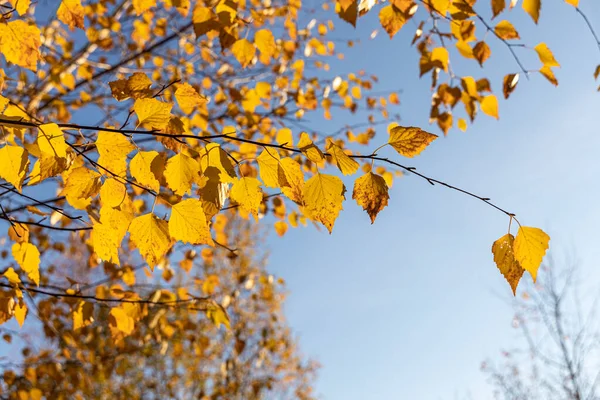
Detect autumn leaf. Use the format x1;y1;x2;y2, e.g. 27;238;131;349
109;307;135;335
491;234;525;295
232;39;256;68
109;72;152;101
257;149;285;188
0;145;29;191
14;302;26;327
130;151;163;192
481;95;499;119
229;177;263;218
303;174;346;233
473;41;491;66
73;301;94;330
96;131;135;176
503;74;519;99
57;0;85;30
279;158;305;204
388;126;438;157
522;0;541;23
169;199;214;246
326;140;359;176
379;5;405;38
62;166;102;202
539;66;558;86
134;98;173;130
0;20;41;71
132;0;155;15
494;20;520;40
128;213;172;268
514;226;550;282
175;83;206;114
199;143;237;184
165;153;200;196
12;242;40;285
535;43;560;67
337;0;358;26
491;0;506;18
431;47;450;72
100;178;127;208
9;0;31;15
206;300;230;329
255;29;277;62
352;172;389;223
298;132;324;163
3;267;21;284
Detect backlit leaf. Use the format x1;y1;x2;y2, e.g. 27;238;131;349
535;43;560;67
0;20;41;71
352;172;389;223
514;226;550;282
134;98;172;130
229;177;263;218
379;5;405;38
128;213;172;268
326;140;359;176
0;145;29;191
232;39;256;68
522;0;541;23
12;242;40;285
388;126;438;157
494;20;520;40
491;233;524;295
165;153;200;196
539;66;558;86
96;131;135;176
175;83;206;114
57;0;85;30
481;95;499;119
130;151;163;192
491;0;506;18
303;174;346;233
169;199;214;246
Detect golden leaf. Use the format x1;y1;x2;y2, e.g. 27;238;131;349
96;131;135;176
229;177;263;218
169;199;214;246
100;178;127;208
539;66;558;86
481;95;499;119
62;166;102;202
165;153;200;196
8;223;28;244
132;0;155;15
431;47;449;72
494;20;520;40
326;140;359;176
206;300;230;329
175;83;206;114
279;158;305;204
57;0;85;30
232;39;256;68
298;132;324;164
37;123;67;159
522;0;541;23
255;29;277;60
73;301;94;330
564;0;579;6
534;43;560;67
514;226;550;282
473;41;491;66
12;242;40;285
14;302;26;327
388;126;438;157
109;307;135;335
352;172;389;223
130;151;163;192
3;267;21;284
491;233;525;295
0;20;41;71
303;174;346;233
91;221;122;265
134;98;172;130
274;221;288;237
337;0;358;27
9;0;31;15
257;149;284;188
503;73;519;99
128;213;172;268
199;143;237;184
109;72;152;101
379;5;405;38
491;0;506;18
0;145;29;191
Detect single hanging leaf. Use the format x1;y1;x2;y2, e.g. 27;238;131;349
473;41;491;66
534;43;560;67
175;83;206;114
128;213;172;268
3;268;21;284
229;177;263;218
491;234;525;295
303;174;346;233
352;172;389;223
378;5;405;37
165;153;200;196
62;167;102;201
513;226;550;282
0;20;42;71
254;29;276;61
388;126;438;157
12;242;40;285
257;149;285;188
130;151;163;192
169;199;214;246
298;132;324;163
14;302;26;327
231;39;256;68
338;0;358;27
109;307;135;335
100;178;127;208
57;0;85;30
481;95;499;119
96;131;135;176
91;221;122;265
134;98;172;130
0;145;29;191
539;66;558;86
199;143;237;184
326;140;359;176
37;123;68;158
522;0;540;23
431;47;450;72
9;0;31;15
502;73;519;99
494;20;520;40
491;0;506;17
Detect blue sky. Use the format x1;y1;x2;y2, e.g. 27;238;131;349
268;1;600;399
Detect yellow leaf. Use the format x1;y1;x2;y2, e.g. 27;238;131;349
73;301;94;330
326;140;359;176
13;302;26;327
539;66;558;86
109;72;152;101
473;41;491;66
232;39;256;68
534;43;560;67
9;0;31;15
0;145;29;191
0;20;41;71
522;0;541;23
229;177;263;218
492;0;506;17
8;223;29;244
130;151;162;192
480;95;499;119
255;29;276;60
175;83;206;114
429;0;450;15
503;73;520;98
3;267;21;284
96;130;135;176
276;128;294;146
91;221;121;265
134;98;172;130
274;221;288;237
62;166;101;203
192;6;220;38
57;0;85;30
494;20;520;40
128;213;172;268
514;226;550;282
199;143;237;184
456;41;474;59
165;153;200;196
431;47;449;72
337;0;358;27
206;300;230;329
169;199;214;245
37;123;67;158
564;0;578;6
279;157;304;204
388;126;438;157
352;172;389;223
100;178;127;208
379;5;405;38
109;307;135;335
12;242;40;285
257;149;284;188
298;132;324;163
491;233;525;295
132;0;154;15
303;174;346;233
458;118;467;132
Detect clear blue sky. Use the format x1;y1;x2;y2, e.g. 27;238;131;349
268;2;600;399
